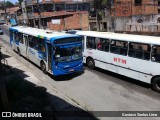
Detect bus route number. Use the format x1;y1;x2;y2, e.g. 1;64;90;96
114;57;126;64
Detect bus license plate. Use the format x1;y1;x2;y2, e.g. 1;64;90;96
69;69;74;72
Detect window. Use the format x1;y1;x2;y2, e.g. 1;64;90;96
110;40;128;56
38;38;45;52
66;4;77;11
29;35;34;48
28;36;45;52
151;45;160;63
86;37;96;49
137;19;143;23
43;4;53;12
157;18;160;23
10;30;13;37
19;33;23;44
15;32;20;42
128;42;151;60
135;0;142;6
55;4;65;11
97;38;110;52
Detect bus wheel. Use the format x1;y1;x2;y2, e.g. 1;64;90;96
152;77;160;93
87;58;95;69
41;61;47;74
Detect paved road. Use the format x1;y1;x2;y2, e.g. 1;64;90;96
1;25;160;120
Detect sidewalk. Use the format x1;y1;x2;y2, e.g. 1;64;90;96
0;41;96;120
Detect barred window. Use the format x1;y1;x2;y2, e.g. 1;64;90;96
135;0;142;6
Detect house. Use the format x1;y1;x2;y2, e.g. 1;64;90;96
109;0;160;35
17;0;90;31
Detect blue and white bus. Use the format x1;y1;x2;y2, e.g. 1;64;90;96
9;26;83;76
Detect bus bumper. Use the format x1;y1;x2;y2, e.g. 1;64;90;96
52;64;83;76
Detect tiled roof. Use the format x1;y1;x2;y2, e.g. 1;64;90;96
7;7;20;13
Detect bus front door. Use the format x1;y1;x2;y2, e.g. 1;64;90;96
12;32;16;50
24;35;29;58
19;34;28;57
47;43;52;72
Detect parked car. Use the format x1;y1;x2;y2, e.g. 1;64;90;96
0;28;3;35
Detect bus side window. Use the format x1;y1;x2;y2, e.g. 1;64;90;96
110;40;128;56
37;38;45;53
29;35;34;48
152;45;160;62
10;30;12;37
13;32;16;40
129;42;150;60
110;40;117;53
19;33;24;44
15;32;20;42
120;41;128;56
86;36;96;49
97;38;110;52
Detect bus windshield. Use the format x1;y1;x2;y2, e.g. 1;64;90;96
55;45;82;62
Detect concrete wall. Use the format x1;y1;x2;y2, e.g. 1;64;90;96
114;14;160;33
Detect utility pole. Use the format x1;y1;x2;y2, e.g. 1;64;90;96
37;0;42;29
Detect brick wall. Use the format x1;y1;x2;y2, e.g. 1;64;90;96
47;12;89;31
111;0;158;17
81;13;89;30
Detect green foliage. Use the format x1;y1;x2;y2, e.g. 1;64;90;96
101;0;108;6
94;0;110;9
5;1;14;7
18;0;23;5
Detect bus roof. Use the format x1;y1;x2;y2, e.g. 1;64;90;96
9;26;81;43
75;31;160;45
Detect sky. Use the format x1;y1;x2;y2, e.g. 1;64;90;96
7;0;18;3
0;0;18;3
10;0;18;3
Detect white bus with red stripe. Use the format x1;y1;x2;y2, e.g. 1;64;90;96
69;31;160;92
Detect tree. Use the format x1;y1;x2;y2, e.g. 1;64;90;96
5;1;14;7
18;0;23;5
94;0;111;10
93;0;112;31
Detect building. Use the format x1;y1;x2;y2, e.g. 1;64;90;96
17;0;90;31
88;0;160;35
0;6;19;24
109;0;160;35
